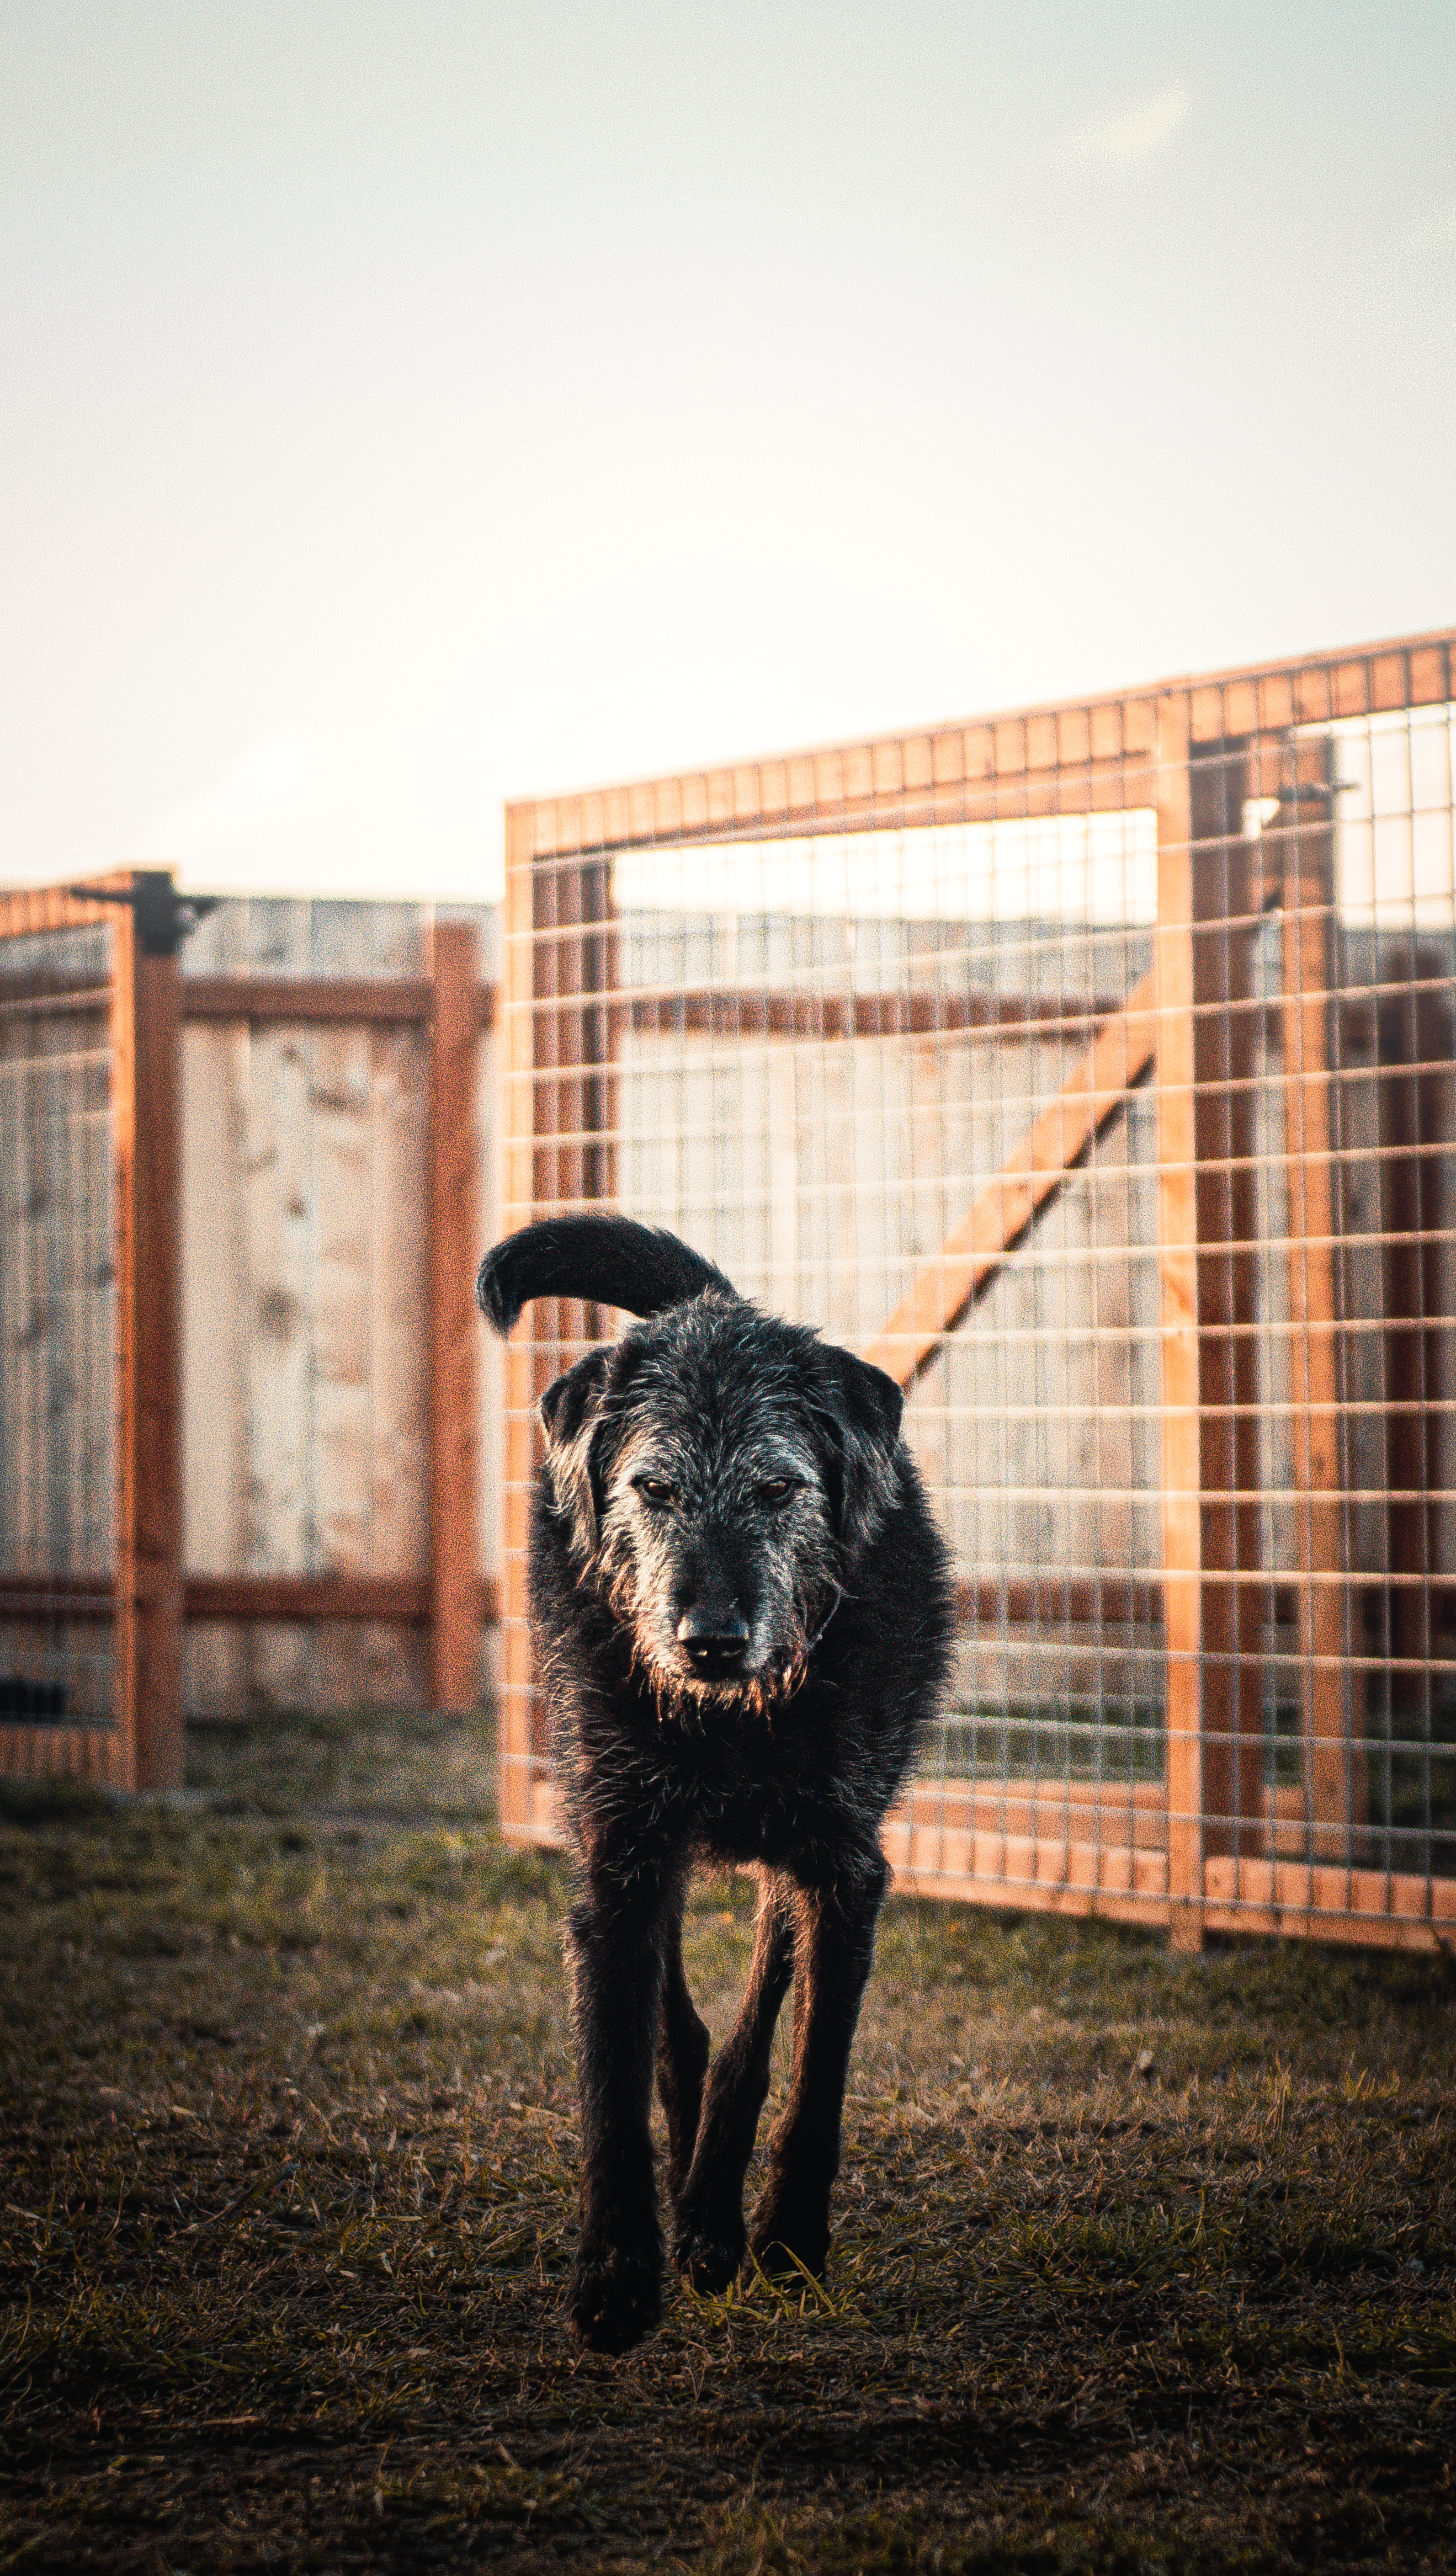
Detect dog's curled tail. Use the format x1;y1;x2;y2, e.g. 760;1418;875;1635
477;1216;737;1337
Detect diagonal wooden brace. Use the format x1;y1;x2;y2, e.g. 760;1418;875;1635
863;968;1159;1389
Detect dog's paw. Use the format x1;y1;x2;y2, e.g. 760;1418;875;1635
567;2248;662;2354
673;2213;746;2295
747;2184;830;2282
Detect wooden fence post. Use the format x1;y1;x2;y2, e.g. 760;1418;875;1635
1156;696;1205;1950
114;879;184;1791
429;918;482;1712
1159;711;1270;1941
1189;738;1264;1855
1280;760;1359;1853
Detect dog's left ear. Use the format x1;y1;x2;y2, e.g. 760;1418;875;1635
539;1347;614;1561
817;1348;905;1556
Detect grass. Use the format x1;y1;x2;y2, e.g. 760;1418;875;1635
1;1706;1453;2573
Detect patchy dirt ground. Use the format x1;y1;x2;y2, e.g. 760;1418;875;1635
2;1707;1454;2573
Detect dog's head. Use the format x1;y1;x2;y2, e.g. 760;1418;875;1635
538;1297;904;1705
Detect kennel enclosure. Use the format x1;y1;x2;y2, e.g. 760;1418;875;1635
4;630;1453;1963
500;629;1456;1955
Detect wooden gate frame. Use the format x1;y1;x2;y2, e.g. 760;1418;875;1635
1;876;153;1788
1;875;490;1790
500;630;1456;1951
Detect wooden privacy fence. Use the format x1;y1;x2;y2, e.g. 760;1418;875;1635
501;627;1456;1954
0;875;495;1789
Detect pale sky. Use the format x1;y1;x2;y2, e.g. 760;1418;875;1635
2;2;1453;903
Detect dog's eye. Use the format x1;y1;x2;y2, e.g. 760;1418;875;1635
757;1477;798;1506
635;1477;676;1508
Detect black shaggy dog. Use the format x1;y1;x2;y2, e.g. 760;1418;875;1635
477;1216;954;2353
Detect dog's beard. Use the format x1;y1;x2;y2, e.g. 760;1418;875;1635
592;1489;843;1721
598;1555;828;1720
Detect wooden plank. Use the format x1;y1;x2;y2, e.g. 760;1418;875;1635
369;1021;432;1585
509;625;1454;863
1189;744;1264;1857
1409;645;1449;707
1203;1854;1456;1950
624;989;1123;1043
109;897;141;1793
1333;659;1369;719
2;1571;502;1624
183;1572;502;1624
1280;767;1360;1850
428;920;482;1712
522;759;1155;859
0;1721;122;1785
239;1025;315;1714
885;1841;1170;1922
872;1866;1170;1929
129;939;184;1789
1155;695;1204;1952
894;1774;1167;1850
0;899;130;1771
309;1018;377;1710
0;980;115;1717
1371;652;1408;714
187;1571;431;1623
0;875;136;944
182;974;497;1029
862;971;1158;1386
886;1784;1171;1923
955;1576;1165;1627
0;997;43;1629
180;1019;248;1720
0;1576;114;1620
0;977;109;1020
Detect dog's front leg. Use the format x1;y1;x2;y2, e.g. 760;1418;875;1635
747;1849;886;2280
673;1872;796;2292
656;1893;710;2200
566;1861;676;2352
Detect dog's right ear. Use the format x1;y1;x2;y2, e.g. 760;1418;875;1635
538;1348;614;1561
815;1346;905;1559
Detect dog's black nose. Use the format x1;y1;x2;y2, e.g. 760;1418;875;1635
676;1605;750;1675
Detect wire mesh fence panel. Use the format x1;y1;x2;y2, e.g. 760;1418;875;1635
604;833;1168;1920
0;911;122;1779
504;638;1456;1949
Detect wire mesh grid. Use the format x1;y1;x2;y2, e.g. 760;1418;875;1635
0;916;119;1755
501;637;1456;1954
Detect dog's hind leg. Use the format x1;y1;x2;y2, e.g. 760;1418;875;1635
747;1849;887;2281
566;1858;679;2352
673;1871;796;2293
656;1892;710;2201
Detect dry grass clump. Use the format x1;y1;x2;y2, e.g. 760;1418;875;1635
1;1709;1453;2573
